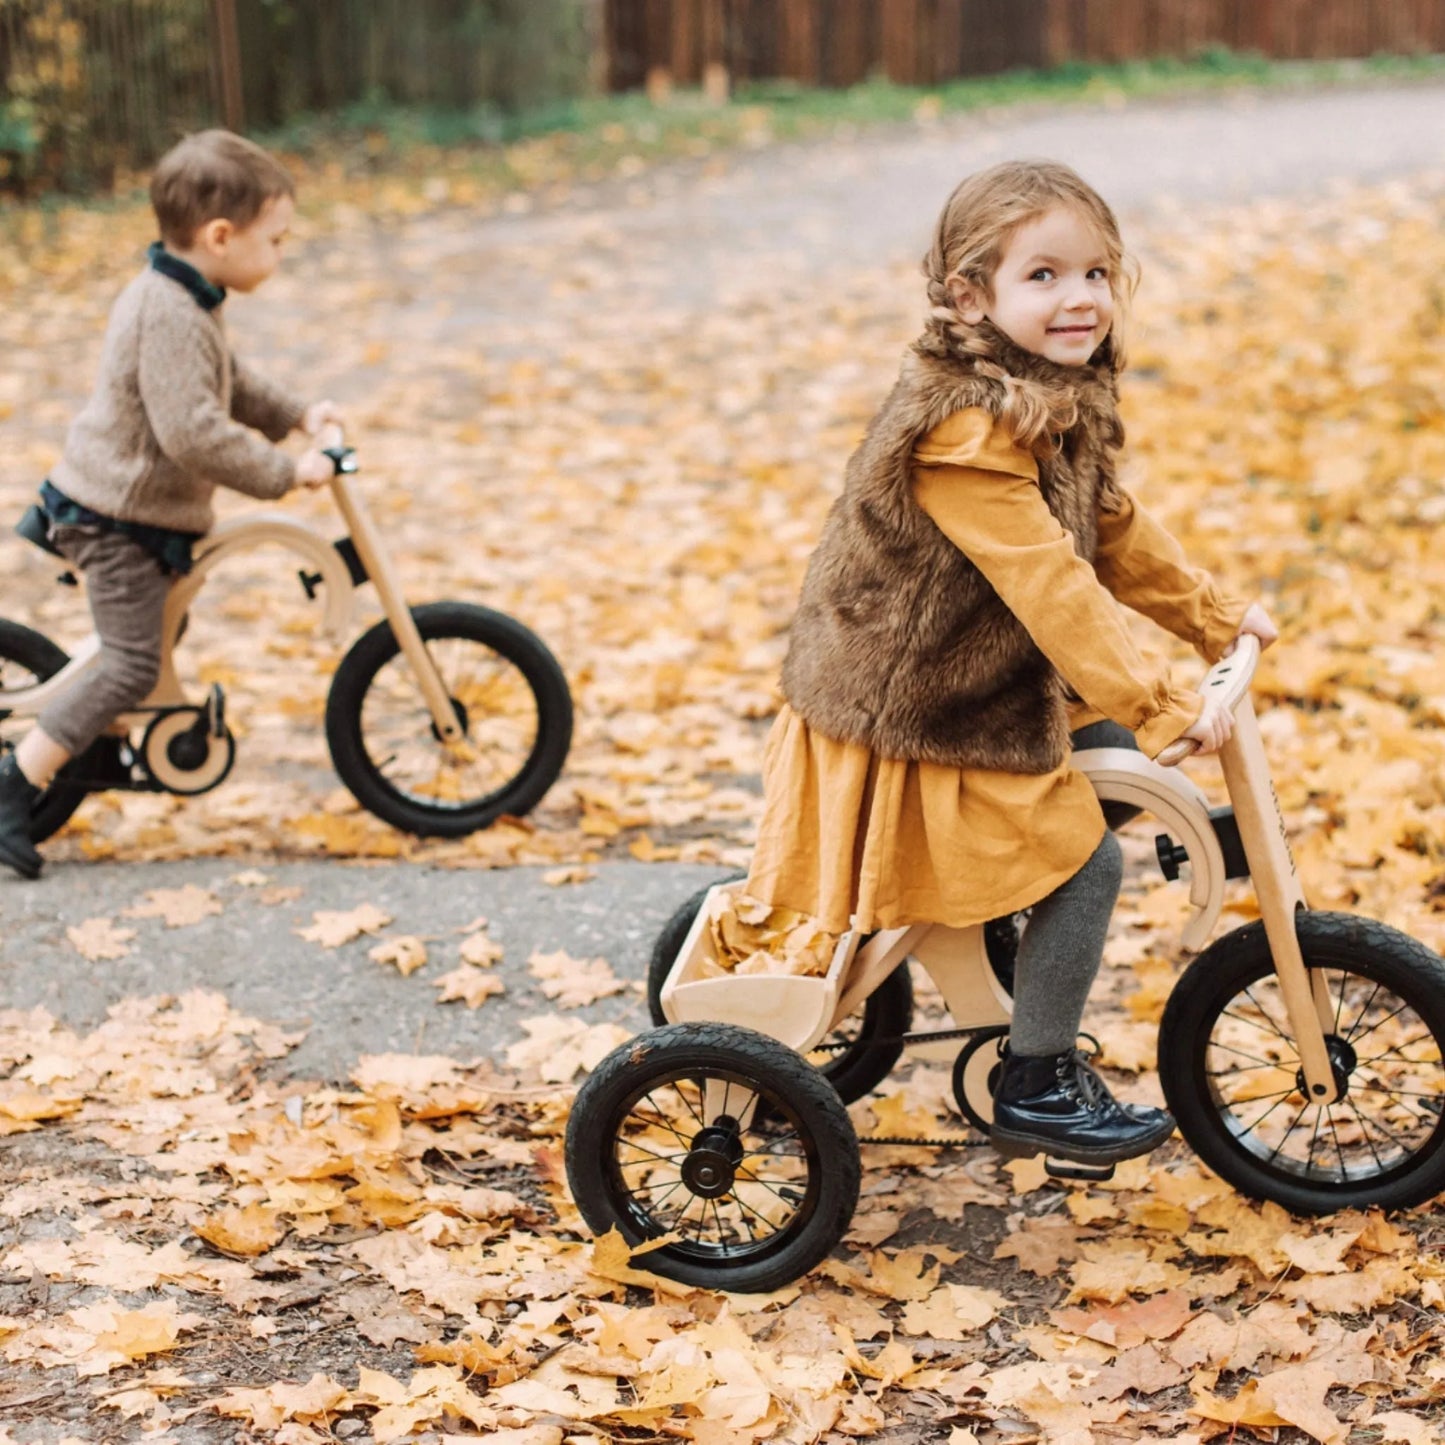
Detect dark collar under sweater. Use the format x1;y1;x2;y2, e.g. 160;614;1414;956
147;242;226;311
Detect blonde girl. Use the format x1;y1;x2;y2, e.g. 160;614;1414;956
747;160;1276;1167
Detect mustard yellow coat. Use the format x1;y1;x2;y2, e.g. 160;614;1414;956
746;409;1249;933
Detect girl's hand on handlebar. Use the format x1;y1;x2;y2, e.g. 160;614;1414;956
1181;694;1234;755
294;449;335;489
1224;602;1279;656
302;400;345;436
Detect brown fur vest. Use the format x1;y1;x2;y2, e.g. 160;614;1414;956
780;322;1125;774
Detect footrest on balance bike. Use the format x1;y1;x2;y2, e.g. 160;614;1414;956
1043;1157;1116;1182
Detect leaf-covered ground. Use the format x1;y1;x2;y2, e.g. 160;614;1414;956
2;113;1445;1445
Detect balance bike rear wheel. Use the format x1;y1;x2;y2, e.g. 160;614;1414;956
1160;911;1445;1214
646;874;913;1104
566;1022;860;1293
0;619;121;842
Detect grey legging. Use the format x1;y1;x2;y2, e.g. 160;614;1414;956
1005;718;1139;1057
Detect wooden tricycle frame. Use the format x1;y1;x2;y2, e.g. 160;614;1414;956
658;635;1342;1114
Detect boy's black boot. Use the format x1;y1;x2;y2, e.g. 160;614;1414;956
0;753;43;880
990;1046;1174;1167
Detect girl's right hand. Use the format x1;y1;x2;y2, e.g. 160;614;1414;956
1181;694;1234;755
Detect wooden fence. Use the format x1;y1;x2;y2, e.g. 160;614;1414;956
603;0;1445;91
0;0;594;189
3;0;1443;190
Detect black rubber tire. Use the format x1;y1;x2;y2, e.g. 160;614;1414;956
1160;911;1445;1215
325;601;572;837
0;619;105;842
566;1022;860;1292
646;874;914;1104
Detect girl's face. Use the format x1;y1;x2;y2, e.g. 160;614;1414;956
951;205;1115;366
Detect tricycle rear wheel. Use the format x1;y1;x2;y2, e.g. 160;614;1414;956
1160;911;1445;1214
565;1022;859;1293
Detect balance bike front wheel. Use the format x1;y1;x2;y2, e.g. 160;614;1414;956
566;1022;860;1293
1160;911;1445;1214
325;601;572;837
0;619;121;843
645;875;914;1105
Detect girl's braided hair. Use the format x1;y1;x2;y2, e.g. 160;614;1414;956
921;159;1138;451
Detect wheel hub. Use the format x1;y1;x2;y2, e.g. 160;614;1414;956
1295;1034;1357;1102
430;696;469;744
681;1117;744;1199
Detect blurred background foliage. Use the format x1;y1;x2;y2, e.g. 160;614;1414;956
1;0;1443;195
0;0;595;190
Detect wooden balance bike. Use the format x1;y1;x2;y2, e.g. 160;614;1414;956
2;428;572;840
566;637;1445;1292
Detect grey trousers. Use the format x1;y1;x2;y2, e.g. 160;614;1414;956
37;527;171;756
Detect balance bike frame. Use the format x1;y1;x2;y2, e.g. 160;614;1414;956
2;454;462;791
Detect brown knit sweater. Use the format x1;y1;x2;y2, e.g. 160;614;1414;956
50;263;305;534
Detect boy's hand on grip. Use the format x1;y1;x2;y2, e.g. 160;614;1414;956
294;449;335;489
302;400;345;436
1181;694;1234;755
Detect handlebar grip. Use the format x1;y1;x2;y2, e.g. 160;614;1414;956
1157;737;1197;768
1154;634;1262;768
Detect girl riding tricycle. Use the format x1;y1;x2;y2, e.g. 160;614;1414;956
563;160;1445;1293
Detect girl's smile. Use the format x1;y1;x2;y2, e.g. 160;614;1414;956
951;205;1116;366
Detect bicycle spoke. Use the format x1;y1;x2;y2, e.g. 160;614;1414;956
1344;999;1412;1050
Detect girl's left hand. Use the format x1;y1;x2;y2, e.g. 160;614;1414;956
1225;602;1278;656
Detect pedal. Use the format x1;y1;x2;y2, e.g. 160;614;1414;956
205;683;226;737
1044;1157;1115;1182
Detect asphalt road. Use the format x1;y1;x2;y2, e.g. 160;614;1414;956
4;80;1444;1081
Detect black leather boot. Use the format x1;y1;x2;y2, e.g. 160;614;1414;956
990;1046;1174;1166
0;753;43;881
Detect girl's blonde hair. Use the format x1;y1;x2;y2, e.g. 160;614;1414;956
921;159;1138;448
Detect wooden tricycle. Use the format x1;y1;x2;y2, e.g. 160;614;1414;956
2;427;572;840
566;637;1445;1292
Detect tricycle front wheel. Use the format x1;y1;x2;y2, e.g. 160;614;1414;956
1160;911;1445;1214
326;601;572;837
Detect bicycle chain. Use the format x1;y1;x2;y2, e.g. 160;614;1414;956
815;1024;999;1148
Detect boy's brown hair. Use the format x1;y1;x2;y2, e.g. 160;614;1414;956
150;129;295;249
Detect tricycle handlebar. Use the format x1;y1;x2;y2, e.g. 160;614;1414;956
1157;633;1261;768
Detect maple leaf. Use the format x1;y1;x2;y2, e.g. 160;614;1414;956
296;903;393;947
900;1283;1008;1339
432;964;505;1008
65;917;136;961
1192;1361;1348;1445
505;1015;630;1081
995;1218;1089;1276
369;935;428;976
458;927;504;966
122;884;223;928
528;948;626;1007
543;865;596;885
193;1204;286;1257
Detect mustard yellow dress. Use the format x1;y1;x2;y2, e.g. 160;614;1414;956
746;409;1249;934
